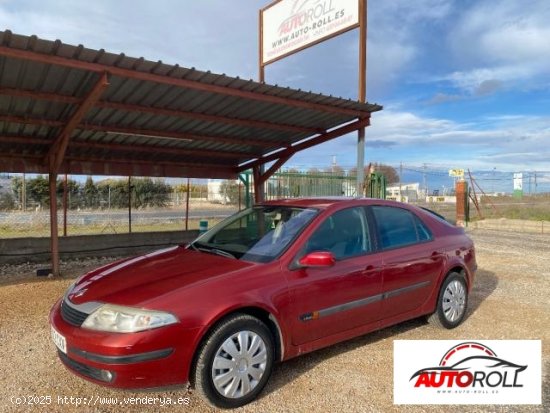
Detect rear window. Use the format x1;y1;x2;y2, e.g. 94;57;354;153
421;207;456;226
371;206;433;250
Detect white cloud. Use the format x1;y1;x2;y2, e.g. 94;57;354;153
0;0;262;78
290;110;550;171
444;0;550;92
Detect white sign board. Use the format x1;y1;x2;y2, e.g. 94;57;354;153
448;169;464;178
513;173;523;191
394;340;542;405
261;0;360;65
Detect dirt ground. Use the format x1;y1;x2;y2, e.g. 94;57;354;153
0;228;548;412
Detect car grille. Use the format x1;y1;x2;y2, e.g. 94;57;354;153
60;299;89;327
58;351;114;383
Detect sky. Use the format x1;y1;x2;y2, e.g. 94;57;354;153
1;0;549;190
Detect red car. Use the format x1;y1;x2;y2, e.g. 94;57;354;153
50;198;476;408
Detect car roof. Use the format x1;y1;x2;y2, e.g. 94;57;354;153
260;197;414;210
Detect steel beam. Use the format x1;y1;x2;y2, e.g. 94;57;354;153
0;114;63;127
0;154;237;178
96;101;319;134
0;136;49;145
69;141;250;159
64;155;232;171
0;88;319;134
0;135;252;159
0;115;280;149
238;117;371;172
49;172;60;276
0;87;81;104
46;72;110;173
84;124;279;148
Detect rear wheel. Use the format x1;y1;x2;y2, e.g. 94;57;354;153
428;272;468;329
193;314;274;408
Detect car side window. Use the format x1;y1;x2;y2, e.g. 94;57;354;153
371;206;432;250
304;207;371;260
415;216;432;241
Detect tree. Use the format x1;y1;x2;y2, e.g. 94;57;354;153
349;163;399;184
0;192;15;210
83;176;99;209
220;180;241;205
96;177;172;209
372;163;399;184
56;178;82;209
97;179;127;209
11;176;22;200
26;175;51;207
132;178;171;208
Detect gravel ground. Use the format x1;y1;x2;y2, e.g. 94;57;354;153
0;228;548;412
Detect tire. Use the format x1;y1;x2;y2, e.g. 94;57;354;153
193;314;274;408
428;272;468;329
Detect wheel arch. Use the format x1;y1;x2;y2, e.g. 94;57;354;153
444;263;471;290
188;305;285;385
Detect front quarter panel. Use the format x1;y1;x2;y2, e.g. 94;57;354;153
152;261;291;368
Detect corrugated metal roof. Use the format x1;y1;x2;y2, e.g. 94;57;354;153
0;30;382;178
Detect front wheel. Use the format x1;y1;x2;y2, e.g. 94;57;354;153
428;272;468;329
193;314;274;408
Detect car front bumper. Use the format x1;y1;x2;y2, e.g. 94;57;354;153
49;299;201;389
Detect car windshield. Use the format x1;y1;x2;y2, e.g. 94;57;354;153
190;206;318;263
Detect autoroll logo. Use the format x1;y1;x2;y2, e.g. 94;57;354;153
394;340;541;405
411;341;526;390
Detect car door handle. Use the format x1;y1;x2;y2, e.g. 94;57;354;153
431;251;443;260
363;265;378;276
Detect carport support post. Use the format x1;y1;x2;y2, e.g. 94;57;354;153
253;165;265;204
128;176;132;233
63;173;68;236
252;155;293;204
356;0;367;197
185;178;190;231
49;172;60;276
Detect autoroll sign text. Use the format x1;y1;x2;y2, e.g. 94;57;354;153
261;0;360;65
394;340;541;405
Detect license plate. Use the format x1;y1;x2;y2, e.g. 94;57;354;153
51;326;67;354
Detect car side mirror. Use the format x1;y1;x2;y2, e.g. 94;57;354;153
298;251;336;268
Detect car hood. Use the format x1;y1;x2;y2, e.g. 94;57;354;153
67;246;254;307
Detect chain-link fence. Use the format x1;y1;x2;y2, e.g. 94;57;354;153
0;174;240;238
1;167;549;238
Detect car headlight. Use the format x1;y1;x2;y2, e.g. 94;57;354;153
81;304;178;333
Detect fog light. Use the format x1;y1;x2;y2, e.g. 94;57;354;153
100;369;114;382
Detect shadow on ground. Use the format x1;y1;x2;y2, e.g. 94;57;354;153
466;269;498;320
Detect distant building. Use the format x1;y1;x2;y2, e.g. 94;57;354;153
386;183;420;202
207;180;230;204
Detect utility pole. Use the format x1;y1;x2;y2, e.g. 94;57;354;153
422;163;428;198
399;161;403;202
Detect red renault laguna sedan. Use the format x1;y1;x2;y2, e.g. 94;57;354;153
50;198;476;408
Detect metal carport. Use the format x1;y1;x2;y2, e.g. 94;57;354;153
0;30;382;274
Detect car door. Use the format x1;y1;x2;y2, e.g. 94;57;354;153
285;206;384;346
370;205;445;319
